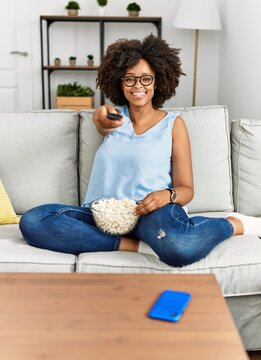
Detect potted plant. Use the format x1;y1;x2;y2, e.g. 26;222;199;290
54;57;61;66
69;56;77;66
65;1;80;16
56;82;95;110
87;54;94;66
97;0;107;16
126;2;141;17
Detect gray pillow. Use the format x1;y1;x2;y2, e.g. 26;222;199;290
79;110;103;205
167;105;234;213
0;110;79;214
231;119;261;216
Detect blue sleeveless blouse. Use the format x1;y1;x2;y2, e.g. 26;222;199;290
82;105;179;206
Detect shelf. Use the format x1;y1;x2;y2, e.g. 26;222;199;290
40;15;162;25
40;15;162;109
43;65;99;70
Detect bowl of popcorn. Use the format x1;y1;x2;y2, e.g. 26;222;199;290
90;197;140;235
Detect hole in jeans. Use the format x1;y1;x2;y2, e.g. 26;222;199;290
157;229;166;239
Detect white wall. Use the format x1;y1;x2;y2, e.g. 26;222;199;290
218;0;261;119
22;0;260;119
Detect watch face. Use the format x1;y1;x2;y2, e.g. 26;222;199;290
171;190;177;203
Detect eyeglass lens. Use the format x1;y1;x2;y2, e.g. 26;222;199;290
122;75;154;87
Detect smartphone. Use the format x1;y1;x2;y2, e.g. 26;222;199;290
107;111;122;120
148;290;191;322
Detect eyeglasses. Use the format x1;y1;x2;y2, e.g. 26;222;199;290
121;74;155;87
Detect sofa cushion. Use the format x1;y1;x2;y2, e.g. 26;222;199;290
169;105;234;213
231;119;261;216
79;110;103;204
0;110;79;214
0;223;76;272
76;212;261;297
79;106;234;213
0;179;19;224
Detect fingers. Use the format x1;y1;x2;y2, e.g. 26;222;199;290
135;190;170;215
97;105;124;129
135;197;161;216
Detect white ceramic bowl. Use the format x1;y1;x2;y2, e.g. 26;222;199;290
90;197;139;235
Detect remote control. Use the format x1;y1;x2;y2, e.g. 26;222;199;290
107;111;122;120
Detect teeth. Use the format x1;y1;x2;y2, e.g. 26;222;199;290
132;92;145;96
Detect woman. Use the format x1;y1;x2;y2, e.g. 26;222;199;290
20;35;261;267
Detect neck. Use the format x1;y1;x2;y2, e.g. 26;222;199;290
128;104;155;124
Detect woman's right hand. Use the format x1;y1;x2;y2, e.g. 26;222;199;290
93;105;124;135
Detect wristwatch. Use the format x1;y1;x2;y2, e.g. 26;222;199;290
167;188;177;203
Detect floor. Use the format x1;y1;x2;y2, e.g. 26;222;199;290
248;351;261;360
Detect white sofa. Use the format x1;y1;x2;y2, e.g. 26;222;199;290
0;106;261;350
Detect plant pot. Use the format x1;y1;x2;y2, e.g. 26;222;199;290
98;6;106;16
69;59;76;66
54;59;61;66
56;96;94;111
128;10;139;17
87;59;94;67
67;9;78;16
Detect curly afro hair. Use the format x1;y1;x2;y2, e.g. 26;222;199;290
96;34;185;108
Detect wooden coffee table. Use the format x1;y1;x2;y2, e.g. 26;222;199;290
0;273;248;360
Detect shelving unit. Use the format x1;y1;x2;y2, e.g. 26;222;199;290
40;15;162;109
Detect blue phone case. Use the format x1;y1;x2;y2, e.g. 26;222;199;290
148;290;191;322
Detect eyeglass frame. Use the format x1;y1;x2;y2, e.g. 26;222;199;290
121;74;155;87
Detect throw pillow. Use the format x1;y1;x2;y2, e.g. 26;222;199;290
0;179;20;224
231;119;261;216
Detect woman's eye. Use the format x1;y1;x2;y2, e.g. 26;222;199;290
142;76;151;83
125;77;134;84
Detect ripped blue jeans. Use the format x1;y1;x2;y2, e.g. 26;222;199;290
19;203;233;267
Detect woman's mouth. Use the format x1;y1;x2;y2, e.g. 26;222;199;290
131;92;146;98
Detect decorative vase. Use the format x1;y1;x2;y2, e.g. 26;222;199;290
128;10;139;17
67;9;78;16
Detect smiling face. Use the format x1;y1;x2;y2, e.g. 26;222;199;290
122;59;156;108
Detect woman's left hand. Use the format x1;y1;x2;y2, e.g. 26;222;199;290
135;190;170;216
